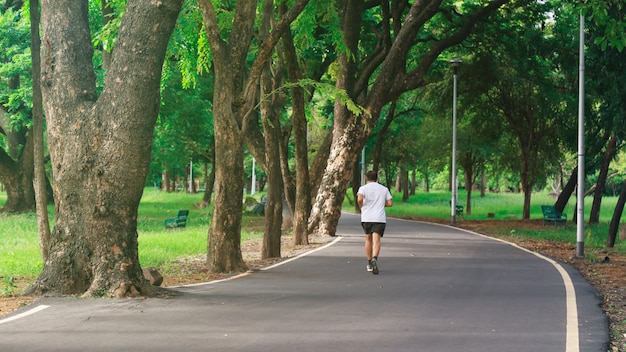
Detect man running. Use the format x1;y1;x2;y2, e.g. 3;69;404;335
357;170;393;274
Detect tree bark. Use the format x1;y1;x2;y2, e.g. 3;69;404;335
200;157;215;208
282;15;311;245
0;140;35;213
259;0;283;259
589;135;617;224
27;0;183;297
198;0;311;272
260;70;283;259
309;131;333;199
30;0;52;261
554;167;577;214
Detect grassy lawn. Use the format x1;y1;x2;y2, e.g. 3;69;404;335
1;187;625;281
0;188;268;281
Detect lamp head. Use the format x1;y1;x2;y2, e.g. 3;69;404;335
449;58;463;66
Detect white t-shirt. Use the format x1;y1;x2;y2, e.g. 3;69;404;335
357;182;392;223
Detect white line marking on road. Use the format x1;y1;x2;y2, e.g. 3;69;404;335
171;236;343;288
261;237;343;271
453;226;580;352
0;305;50;325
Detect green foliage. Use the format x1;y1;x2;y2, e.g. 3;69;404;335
0;5;32;125
284;79;364;116
584;0;626;52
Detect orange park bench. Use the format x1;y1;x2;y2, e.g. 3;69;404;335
164;210;189;229
541;205;567;228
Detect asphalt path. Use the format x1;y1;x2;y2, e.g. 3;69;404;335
0;213;608;352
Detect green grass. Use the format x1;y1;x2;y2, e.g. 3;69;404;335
352;189;626;254
0;188;267;279
1;187;625;281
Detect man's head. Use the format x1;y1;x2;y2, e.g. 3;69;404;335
366;170;378;182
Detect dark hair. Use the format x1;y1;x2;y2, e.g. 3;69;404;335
366;170;378;181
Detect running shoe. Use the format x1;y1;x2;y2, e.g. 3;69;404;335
371;258;379;274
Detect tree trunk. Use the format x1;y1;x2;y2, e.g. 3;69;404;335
352;158;361;212
589;135;617;224
198;0;310;272
480;169;486;197
30;0;52;261
27;0;183;297
554;167;577;214
162;168;171;192
259;7;283;258
606;179;626;247
464;170;473;215
401;167;409;202
0;131;35;213
282;18;311;245
309;106;367;236
310;0;508;235
372;101;397;173
206;73;248;272
200;158;215;208
309;131;333;195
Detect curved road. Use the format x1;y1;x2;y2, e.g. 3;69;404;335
0;213;608;351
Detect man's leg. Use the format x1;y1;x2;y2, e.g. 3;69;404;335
372;232;381;258
370;232;381;274
365;233;373;260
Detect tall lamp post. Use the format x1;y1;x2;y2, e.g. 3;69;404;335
450;58;462;226
576;12;585;257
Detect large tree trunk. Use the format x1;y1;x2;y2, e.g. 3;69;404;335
199;0;256;273
261;105;283;259
589;135;617;224
309;106;368;236
27;0;183;298
198;0;310;273
206;72;248;272
259;5;283;258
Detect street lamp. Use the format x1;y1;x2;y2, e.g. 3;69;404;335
450;58;462;226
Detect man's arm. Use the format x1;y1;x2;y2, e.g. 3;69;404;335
357;193;364;209
385;199;393;207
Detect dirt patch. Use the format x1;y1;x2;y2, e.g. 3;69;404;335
1;221;625;351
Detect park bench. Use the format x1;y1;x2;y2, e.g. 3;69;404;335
449;201;464;218
455;205;464;218
541;205;567;228
164;210;189;228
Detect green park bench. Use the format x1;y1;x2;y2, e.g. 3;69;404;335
541;205;567;228
449;201;464;218
164;210;189;229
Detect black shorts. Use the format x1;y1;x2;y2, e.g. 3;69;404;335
361;222;386;237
